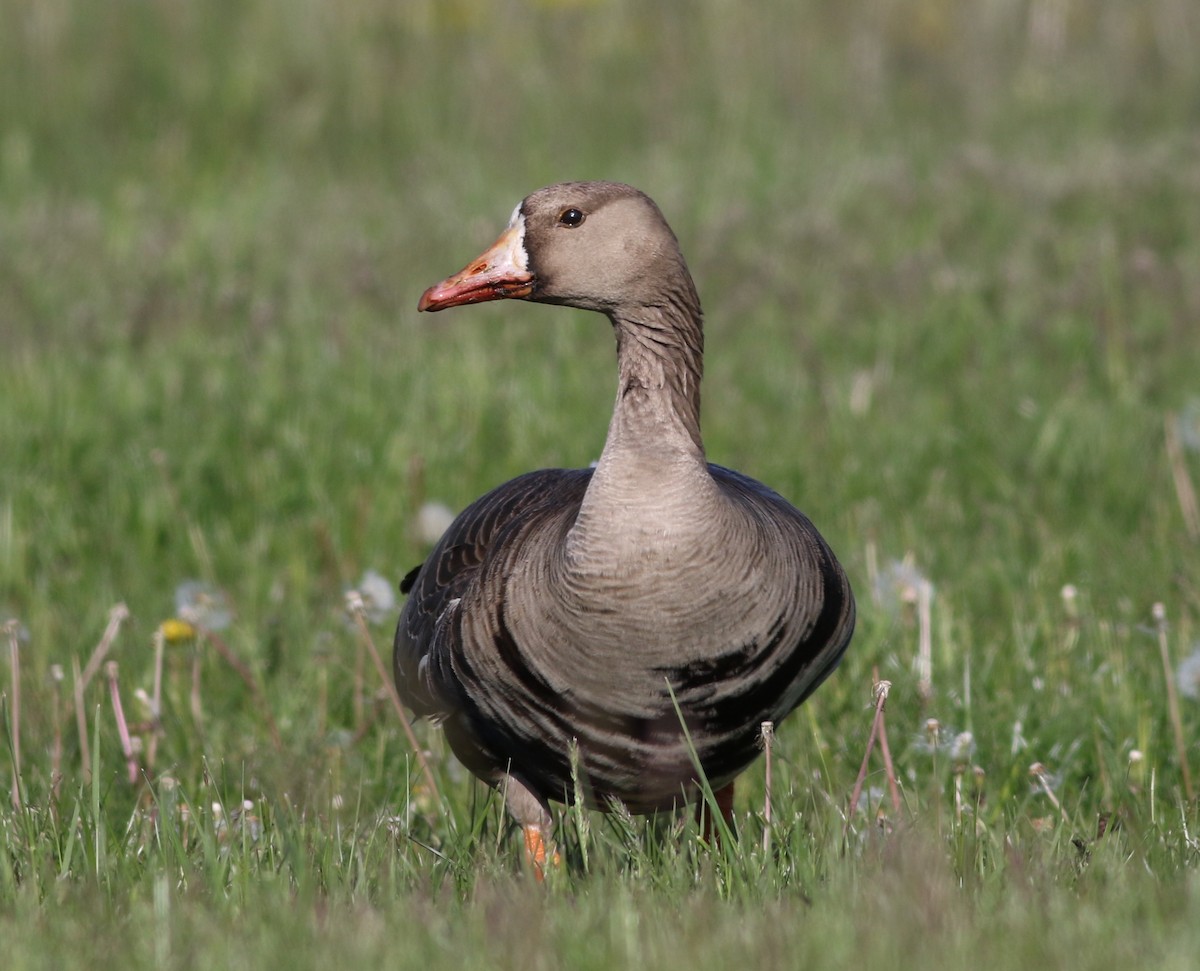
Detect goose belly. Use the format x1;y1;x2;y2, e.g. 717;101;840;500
458;561;812;811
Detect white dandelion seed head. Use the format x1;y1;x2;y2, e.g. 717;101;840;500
913;722;975;759
856;786;887;814
1177;646;1200;700
174;581;233;631
1028;762;1062;794
354;569;396;625
873;558;933;614
950;731;976;765
2;614;31;644
414;501;456;546
1177;399;1200;453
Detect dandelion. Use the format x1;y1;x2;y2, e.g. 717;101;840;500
1177;646;1200;700
353;570;396;626
912;717;941;754
855;785;887;815
912;720;974;764
872;558;933;614
1176;398;1200;453
1;613;30;646
166;583;281;751
949;730;976;766
226;799;264;842
872;557;934;700
1060;584;1079;625
159;618;197;643
1029;762;1070;825
414;501;456;545
173;581;232;632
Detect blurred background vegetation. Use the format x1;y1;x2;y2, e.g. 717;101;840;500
0;0;1198;965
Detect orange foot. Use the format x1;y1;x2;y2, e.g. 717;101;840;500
522;825;561;882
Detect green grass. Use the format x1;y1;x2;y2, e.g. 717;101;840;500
2;0;1200;967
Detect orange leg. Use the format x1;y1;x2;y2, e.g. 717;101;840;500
522;825;560;882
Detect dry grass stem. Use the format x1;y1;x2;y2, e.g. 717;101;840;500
145;627;166;771
80;603;130;692
1152;603;1195;802
1030;762;1071;825
203;630;284;752
106;661;140;785
873;682;902;813
354;638;366;734
49;664;64;805
346;592;445;817
71;603;132;784
71;655;90;783
917;580;933;703
190;653;204;731
761;720;774;853
1165;413;1200;540
6;620;21;810
845;678;898;842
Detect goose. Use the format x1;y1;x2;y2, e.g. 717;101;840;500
394;181;855;874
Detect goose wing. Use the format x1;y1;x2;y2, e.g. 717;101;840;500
392;467;593;720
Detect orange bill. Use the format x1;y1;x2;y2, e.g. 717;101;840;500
418;210;534;312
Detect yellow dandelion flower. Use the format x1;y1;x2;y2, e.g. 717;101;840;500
159;618;197;643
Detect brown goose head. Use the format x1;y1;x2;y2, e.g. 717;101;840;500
418;181;695;317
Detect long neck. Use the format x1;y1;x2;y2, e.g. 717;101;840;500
606;286;705;460
564;282;718;566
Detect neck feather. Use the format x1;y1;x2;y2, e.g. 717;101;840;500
607;284;705;456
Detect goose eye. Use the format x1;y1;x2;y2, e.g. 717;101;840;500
558;207;585;227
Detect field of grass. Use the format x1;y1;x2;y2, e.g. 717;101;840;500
2;0;1200;967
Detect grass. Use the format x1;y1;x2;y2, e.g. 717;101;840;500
2;0;1200;966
